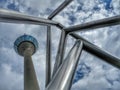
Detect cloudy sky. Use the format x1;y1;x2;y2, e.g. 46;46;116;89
0;0;120;90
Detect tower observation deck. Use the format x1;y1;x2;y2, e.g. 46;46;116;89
14;35;40;90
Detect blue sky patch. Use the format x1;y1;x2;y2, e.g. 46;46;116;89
101;0;113;10
73;63;91;84
7;3;19;11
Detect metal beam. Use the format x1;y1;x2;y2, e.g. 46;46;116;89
52;30;67;77
46;40;83;90
46;0;72;81
70;33;120;69
46;26;52;87
48;0;73;19
0;9;59;26
46;0;73;85
64;15;120;33
48;0;74;77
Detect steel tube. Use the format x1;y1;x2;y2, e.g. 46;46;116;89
70;33;120;69
52;30;67;77
48;0;73;19
64;15;120;33
46;40;83;90
47;0;73;84
46;26;52;87
0;9;59;26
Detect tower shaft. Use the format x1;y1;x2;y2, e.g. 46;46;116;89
24;49;40;90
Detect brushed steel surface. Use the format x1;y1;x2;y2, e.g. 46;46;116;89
46;40;83;90
46;26;52;87
48;0;73;19
71;33;120;69
47;0;73;83
64;15;120;33
0;9;59;26
52;30;67;77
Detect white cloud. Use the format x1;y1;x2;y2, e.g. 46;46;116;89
0;0;120;90
0;64;23;90
111;0;120;15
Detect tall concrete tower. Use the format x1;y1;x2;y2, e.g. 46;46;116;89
14;35;40;90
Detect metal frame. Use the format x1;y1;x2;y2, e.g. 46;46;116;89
0;0;120;90
46;40;83;90
46;26;52;87
65;15;120;33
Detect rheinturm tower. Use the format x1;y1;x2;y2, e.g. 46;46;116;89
14;35;40;90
